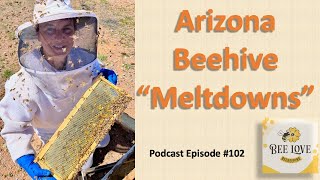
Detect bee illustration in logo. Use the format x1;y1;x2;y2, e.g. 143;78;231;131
278;127;301;143
278;130;290;142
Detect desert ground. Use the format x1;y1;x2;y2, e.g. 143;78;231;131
0;0;135;179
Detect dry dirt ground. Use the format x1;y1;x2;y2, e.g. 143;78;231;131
0;0;135;179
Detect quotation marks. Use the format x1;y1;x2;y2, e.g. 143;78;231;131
137;85;150;96
301;85;313;96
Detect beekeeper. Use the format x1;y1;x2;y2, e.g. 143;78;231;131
0;0;116;179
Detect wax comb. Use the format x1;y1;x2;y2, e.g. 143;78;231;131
35;76;132;180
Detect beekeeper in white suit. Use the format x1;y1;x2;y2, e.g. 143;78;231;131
0;0;117;179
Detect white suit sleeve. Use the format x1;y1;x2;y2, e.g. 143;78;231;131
92;59;102;77
0;86;36;161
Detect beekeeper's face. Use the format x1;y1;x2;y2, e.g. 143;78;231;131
38;19;75;58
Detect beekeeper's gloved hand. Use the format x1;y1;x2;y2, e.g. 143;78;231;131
100;68;117;85
16;154;56;180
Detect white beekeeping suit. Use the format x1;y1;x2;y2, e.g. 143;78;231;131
0;0;109;170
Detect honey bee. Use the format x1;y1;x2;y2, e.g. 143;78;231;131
278;130;290;142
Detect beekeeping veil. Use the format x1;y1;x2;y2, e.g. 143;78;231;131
15;0;101;110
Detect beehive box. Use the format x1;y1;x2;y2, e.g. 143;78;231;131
35;76;132;180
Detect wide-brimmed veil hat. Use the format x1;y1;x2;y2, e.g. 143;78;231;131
16;0;99;71
13;0;102;103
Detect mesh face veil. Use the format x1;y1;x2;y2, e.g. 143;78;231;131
16;0;99;72
17;16;98;72
15;0;102;101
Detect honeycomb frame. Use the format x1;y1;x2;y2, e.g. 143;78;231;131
35;76;132;180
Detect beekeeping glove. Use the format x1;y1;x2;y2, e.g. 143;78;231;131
100;68;117;85
16;154;56;180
